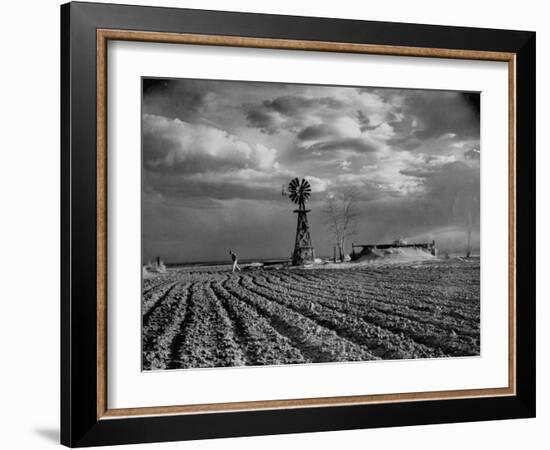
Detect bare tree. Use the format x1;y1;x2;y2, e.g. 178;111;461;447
462;148;480;258
450;175;479;258
323;188;359;261
465;187;479;258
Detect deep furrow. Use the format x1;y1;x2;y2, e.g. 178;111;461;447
207;282;248;365
345;263;480;285
348;275;480;309
267;272;479;333
242;275;438;359
142;281;179;320
211;281;306;365
348;268;480;299
294;264;480;292
142;261;480;369
282;270;480;314
170;282;246;369
253;274;478;356
278;271;479;319
142;277;171;297
166;283;195;369
142;282;189;370
358;308;479;356
224;277;379;363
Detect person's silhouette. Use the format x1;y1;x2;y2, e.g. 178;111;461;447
229;250;241;273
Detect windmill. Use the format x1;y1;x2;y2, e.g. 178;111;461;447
285;177;315;265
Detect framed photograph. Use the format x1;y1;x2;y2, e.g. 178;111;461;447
61;1;536;447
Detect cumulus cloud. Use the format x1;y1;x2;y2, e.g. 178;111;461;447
142;113;292;202
142;77;480;262
245;88;392;137
244;95;347;134
381;90;480;150
306;176;331;193
399;153;458;179
306;137;379;154
143;114;278;174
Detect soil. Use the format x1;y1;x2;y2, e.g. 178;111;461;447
142;258;480;370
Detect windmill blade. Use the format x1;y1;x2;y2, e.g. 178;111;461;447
286;177;313;205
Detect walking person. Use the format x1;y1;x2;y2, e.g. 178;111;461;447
229;249;241;273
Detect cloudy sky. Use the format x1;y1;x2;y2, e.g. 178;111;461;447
142;78;480;263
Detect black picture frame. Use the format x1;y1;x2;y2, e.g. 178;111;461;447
61;1;535;447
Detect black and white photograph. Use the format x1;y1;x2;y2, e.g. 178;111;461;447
141;77;481;371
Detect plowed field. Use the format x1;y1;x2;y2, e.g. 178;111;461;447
142;259;480;370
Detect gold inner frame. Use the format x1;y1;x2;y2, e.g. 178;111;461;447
96;29;517;420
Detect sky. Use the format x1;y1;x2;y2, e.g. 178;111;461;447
142;78;480;263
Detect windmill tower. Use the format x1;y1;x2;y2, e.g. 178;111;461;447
286;178;315;265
